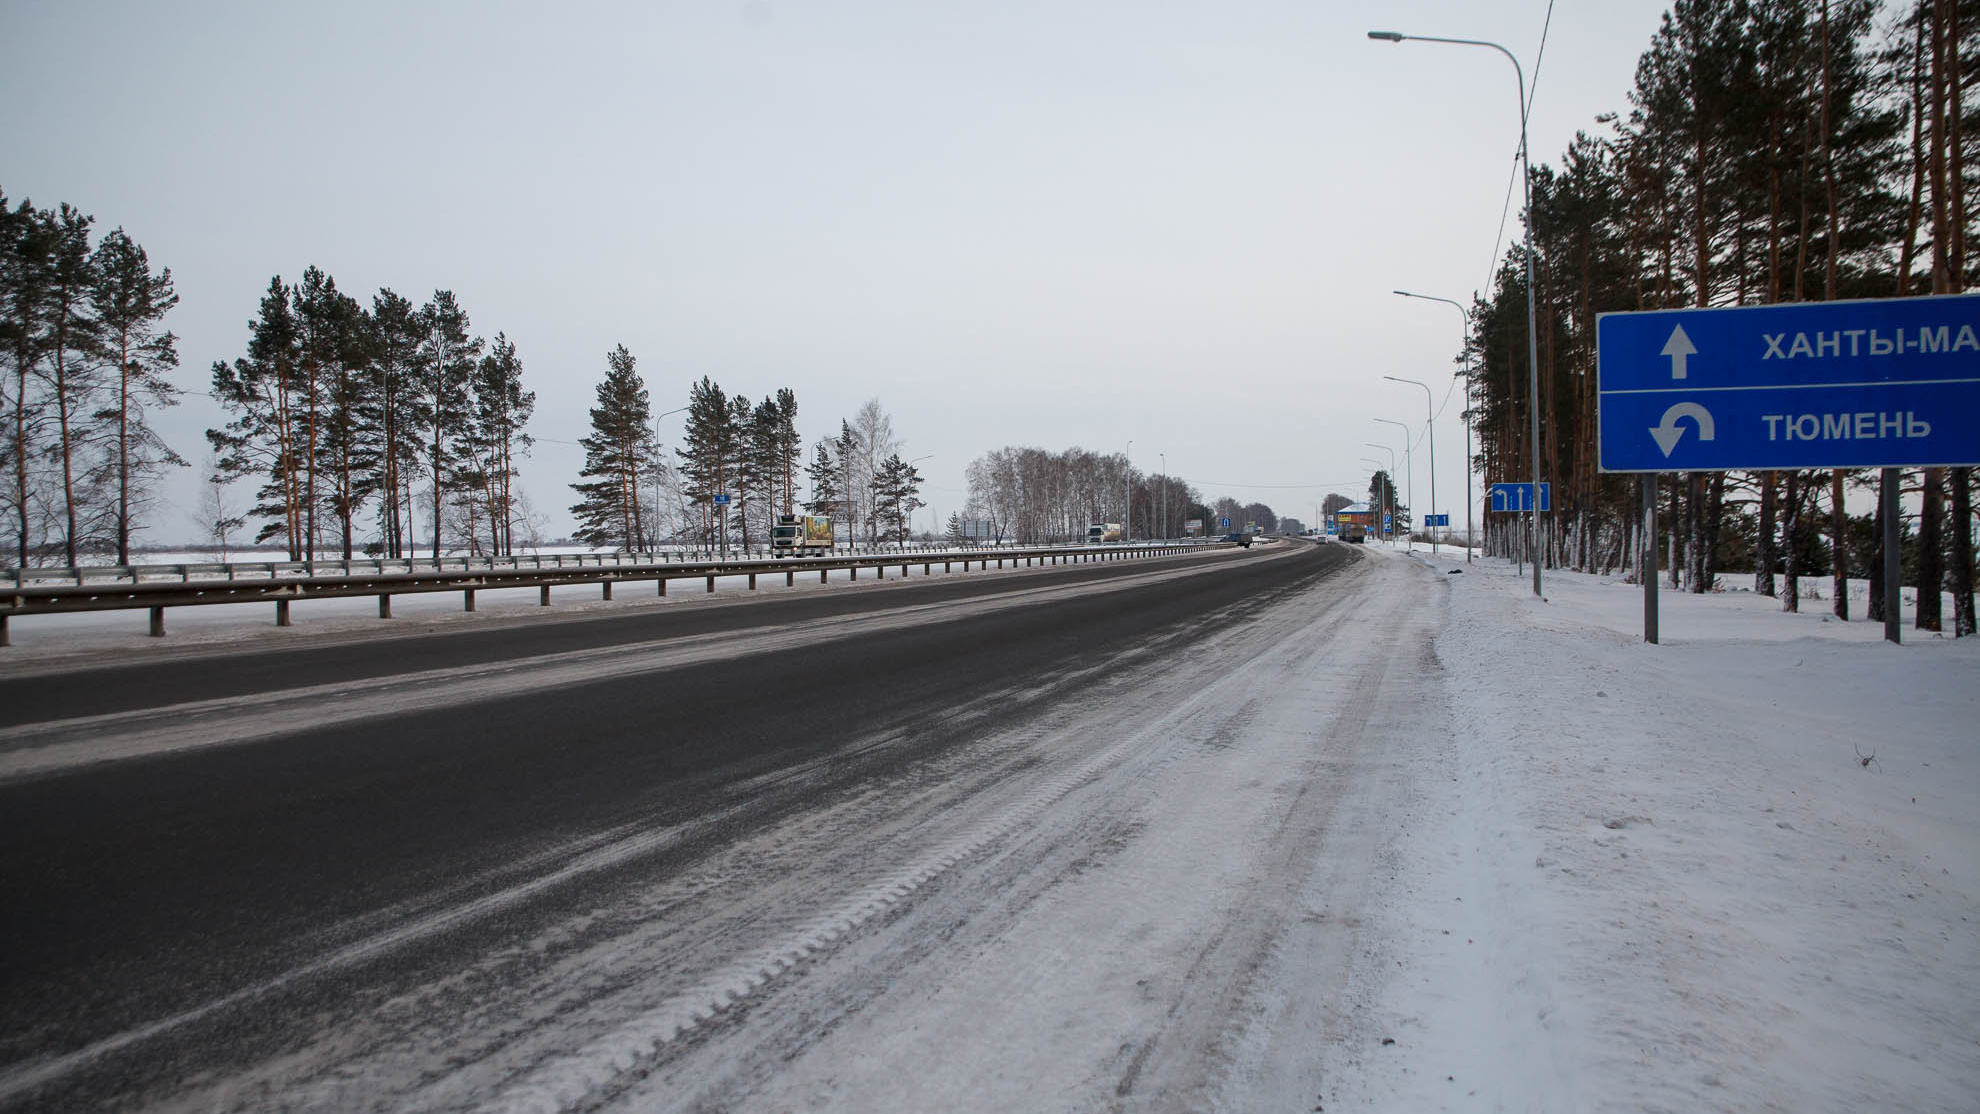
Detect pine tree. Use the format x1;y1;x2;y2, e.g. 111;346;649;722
804;439;840;532
569;344;650;549
87;228;183;564
208;276;306;558
462;334;532;556
775;388;801;514
416;291;480;557
729;393;756;549
366;289;425;558
677;376;734;549
869;452;923;547
2;194;56;566
312;283;375;559
38;204;102;565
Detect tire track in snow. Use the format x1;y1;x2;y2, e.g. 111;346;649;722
485;701;1191;1114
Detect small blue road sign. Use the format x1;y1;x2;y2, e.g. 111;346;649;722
1423;514;1450;527
1220;517;1230;529
1597;294;1980;471
711;493;732;505
1489;483;1550;512
1383;514;1393;529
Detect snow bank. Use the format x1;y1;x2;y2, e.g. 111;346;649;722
1323;549;1980;1112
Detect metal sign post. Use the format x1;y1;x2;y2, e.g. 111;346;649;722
1642;474;1658;645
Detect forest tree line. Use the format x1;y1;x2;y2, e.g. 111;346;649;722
1459;0;1976;633
961;444;1281;543
3;193;183;567
209;272;535;562
566;351;926;552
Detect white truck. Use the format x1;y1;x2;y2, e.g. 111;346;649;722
771;514;833;556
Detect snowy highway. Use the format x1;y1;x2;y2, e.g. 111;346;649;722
0;538;1424;1111
6;537;1976;1113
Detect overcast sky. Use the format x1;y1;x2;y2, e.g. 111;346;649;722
4;0;1675;542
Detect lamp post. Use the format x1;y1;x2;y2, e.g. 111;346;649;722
1124;440;1133;542
1374;418;1414;552
650;405;689;552
1370;29;1543;596
1384;375;1436;558
1160;452;1166;539
903;454;933;549
1394;290;1473;563
1362;444;1397;543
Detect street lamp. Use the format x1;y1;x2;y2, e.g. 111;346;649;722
1159;452;1166;539
1374;419;1414;550
905;454;932;549
651;405;690;552
1369;29;1543;595
1395;290;1473;562
1383;375;1436;558
1124;440;1133;542
1362;444;1396;543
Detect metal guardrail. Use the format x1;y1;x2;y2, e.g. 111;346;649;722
0;541;1218;644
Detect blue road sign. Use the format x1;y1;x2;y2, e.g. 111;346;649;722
1423;514;1450;527
711;493;732;505
1383;514;1393;529
1220;517;1230;529
1489;483;1550;512
1597;294;1980;471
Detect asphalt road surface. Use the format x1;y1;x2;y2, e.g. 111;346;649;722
0;538;1448;1112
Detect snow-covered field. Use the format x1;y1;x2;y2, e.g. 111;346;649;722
1318;545;1980;1112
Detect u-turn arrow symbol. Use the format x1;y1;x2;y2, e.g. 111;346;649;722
1650;402;1715;457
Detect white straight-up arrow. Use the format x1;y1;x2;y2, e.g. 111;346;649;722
1662;324;1696;379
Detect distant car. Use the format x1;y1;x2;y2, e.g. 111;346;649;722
1222;532;1251;548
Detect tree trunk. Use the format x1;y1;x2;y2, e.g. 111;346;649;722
1868;474;1888;622
1918;467;1944;631
1782;471;1802;613
1685;473;1706;592
1831;471;1849;619
1951;467;1975;636
1756;471;1778;596
1702;473;1726;592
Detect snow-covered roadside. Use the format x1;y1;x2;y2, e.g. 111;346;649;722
1321;547;1980;1112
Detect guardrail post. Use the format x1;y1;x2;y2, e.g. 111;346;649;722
850;567;858;580
275;599;291;626
540;585;551;606
706;574;715;593
0;614;8;646
464;589;476;612
658;577;667;596
602;581;613;601
379;594;393;618
786;569;794;587
748;573;757;590
149;606;165;637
